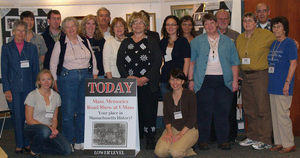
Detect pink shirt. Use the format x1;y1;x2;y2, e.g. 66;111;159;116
50;35;98;80
15;39;24;55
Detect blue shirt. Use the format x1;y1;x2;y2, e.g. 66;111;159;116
267;37;298;95
190;33;240;93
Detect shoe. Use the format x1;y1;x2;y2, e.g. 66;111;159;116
270;145;283;151
31;151;40;158
252;142;272;150
218;143;231;150
208;139;217;144
146;137;156;150
15;148;23;154
74;143;84;150
198;143;209;150
70;144;74;152
279;145;296;153
23;147;31;154
239;138;258;146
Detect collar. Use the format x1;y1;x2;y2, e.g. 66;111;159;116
64;35;83;44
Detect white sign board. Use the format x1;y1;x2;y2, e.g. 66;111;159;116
84;79;140;157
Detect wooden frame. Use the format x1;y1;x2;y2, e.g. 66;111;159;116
170;4;194;19
126;13;156;32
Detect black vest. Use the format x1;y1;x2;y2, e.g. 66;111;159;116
56;35;93;76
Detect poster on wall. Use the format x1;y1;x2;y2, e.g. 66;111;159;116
1;8;50;45
84;79;140;157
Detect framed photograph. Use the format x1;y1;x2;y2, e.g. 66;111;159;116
92;122;127;147
35;17;48;34
5;16;20;31
126;13;156;32
74;16;85;25
171;4;194;19
194;12;207;27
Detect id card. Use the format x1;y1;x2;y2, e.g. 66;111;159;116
20;60;29;68
209;55;219;63
164;53;172;62
174;111;183;120
45;111;54;118
268;66;275;73
242;58;250;64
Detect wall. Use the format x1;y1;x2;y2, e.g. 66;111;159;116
0;0;241;109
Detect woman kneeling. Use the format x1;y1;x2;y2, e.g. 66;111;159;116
155;68;198;157
24;69;72;157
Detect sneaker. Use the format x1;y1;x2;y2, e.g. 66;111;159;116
239;138;258;146
74;143;84;150
252;142;272;150
70;144;74;152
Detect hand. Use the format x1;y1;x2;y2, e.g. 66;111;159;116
232;80;239;92
283;82;290;96
238;77;243;81
93;75;98;79
188;81;194;91
162;132;173;143
53;80;59;93
138;77;149;87
4;91;12;103
172;133;184;143
49;127;59;139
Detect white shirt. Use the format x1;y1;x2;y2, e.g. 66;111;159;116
103;27;113;40
205;36;223;75
103;37;121;78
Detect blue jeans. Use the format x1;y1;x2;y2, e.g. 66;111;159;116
160;82;169;98
24;124;71;156
196;75;233;144
57;67;92;144
8;92;30;148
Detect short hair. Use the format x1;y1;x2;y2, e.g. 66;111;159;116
256;3;270;12
97;7;111;18
202;13;217;25
12;20;27;33
166;68;188;90
36;69;54;88
79;14;103;40
61;17;79;33
47;10;61;19
271;16;289;36
20;11;34;20
215;9;230;21
242;12;257;22
179;15;196;37
110;17;128;37
128;11;149;30
139;10;150;21
161;15;179;38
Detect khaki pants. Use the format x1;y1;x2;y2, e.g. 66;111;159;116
270;94;294;147
241;70;272;144
154;127;198;158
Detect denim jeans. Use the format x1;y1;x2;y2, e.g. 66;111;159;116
24;124;71;156
160;82;169;98
57;67;92;144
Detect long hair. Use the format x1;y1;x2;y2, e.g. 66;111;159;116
79;14;104;40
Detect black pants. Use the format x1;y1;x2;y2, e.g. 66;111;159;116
138;84;158;138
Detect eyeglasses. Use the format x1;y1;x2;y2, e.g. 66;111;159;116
132;21;144;26
15;30;26;34
166;23;177;27
272;25;283;29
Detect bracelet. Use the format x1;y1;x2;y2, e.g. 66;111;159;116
285;80;291;84
188;79;193;81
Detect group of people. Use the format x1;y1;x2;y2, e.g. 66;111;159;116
1;2;297;158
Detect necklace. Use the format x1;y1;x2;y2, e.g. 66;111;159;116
208;36;219;60
271;38;285;63
168;36;178;47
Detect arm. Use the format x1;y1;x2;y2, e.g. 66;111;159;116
117;39;130;78
32;45;40;82
183;58;190;77
283;60;297;96
1;45;12;93
87;38;99;76
188;61;195;91
162;124;173;143
40;36;48;64
173;126;190;143
144;37;162;82
182;37;191;76
231;65;239;92
103;40;113;79
40;55;45;64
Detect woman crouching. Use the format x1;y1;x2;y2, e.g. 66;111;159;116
24;69;71;157
155;68;198;157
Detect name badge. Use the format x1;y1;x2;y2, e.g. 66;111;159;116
242;58;250;64
45;111;54;118
209;55;219;63
20;60;29;68
174;111;183;120
268;66;275;73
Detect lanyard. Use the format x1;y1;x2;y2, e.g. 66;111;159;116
271;39;284;63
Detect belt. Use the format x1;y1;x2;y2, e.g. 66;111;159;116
242;69;267;74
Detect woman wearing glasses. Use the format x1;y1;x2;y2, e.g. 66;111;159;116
117;11;162;149
50;17;98;151
160;15;191;97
